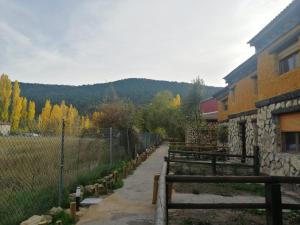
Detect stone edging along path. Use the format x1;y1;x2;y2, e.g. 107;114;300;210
77;143;168;225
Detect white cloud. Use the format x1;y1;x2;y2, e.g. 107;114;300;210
0;0;293;86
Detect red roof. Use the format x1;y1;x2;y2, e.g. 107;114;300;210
199;98;218;113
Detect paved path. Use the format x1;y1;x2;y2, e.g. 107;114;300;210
78;143;168;225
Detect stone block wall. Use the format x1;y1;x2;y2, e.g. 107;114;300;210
257;97;300;176
185;122;218;145
228;114;257;156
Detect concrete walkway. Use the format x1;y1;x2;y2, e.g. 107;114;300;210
78;143;168;225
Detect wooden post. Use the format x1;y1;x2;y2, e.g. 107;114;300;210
253;146;260;176
166;181;169;225
152;174;160;204
102;179;108;194
95;183;99;197
167;183;173;202
265;183;282;225
212;155;217;175
165;157;170;174
70;202;77;222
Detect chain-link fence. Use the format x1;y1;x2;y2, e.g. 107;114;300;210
0;121;160;225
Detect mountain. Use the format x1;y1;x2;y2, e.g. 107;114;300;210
19;78;222;114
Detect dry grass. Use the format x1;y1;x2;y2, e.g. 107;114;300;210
0;135;125;225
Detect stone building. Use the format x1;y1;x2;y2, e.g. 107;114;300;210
214;0;300;176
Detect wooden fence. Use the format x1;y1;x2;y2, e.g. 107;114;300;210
167;146;260;176
154;149;300;225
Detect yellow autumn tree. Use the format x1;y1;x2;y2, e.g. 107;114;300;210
92;111;102;128
39;100;52;132
27;100;36;131
60;100;68;119
20;97;28;130
49;104;63;134
65;105;79;135
84;116;90;129
80;116;85;130
0;74;12;122
11;81;23;131
170;94;181;109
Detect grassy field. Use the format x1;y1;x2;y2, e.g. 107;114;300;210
0;135;128;225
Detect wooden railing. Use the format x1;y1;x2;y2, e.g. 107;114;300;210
154;148;300;225
166;175;300;225
167;146;260;176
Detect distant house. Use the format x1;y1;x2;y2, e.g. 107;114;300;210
199;98;218;122
0;122;10;136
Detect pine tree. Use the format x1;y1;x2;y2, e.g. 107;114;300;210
11;81;23;131
0;74;12;122
27;100;36;131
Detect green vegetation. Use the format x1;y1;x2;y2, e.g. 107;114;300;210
216;183;265;196
50;211;74;225
182;218;193;225
19;78;221;114
112;179;124;190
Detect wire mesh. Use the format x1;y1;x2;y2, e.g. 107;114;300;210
0;121;160;225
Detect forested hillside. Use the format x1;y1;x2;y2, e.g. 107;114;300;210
20;78;222;114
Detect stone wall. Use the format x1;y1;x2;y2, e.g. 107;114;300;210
228;114;257;156
185;122;218;145
257;97;300;176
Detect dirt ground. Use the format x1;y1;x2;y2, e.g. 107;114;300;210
168;209;300;225
169;162;300;225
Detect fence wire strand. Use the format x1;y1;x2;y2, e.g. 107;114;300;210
0;121;160;225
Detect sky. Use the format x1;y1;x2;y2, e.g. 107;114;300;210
0;0;293;86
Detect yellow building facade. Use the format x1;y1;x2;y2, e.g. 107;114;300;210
214;0;300;176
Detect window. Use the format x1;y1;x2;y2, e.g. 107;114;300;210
282;132;300;152
222;98;228;111
279;51;299;74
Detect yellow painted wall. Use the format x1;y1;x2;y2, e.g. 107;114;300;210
257;26;300;101
227;75;258;115
217;100;228;121
217;74;257;121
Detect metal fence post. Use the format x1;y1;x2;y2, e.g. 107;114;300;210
58;119;65;206
127;128;130;157
110;127;113;167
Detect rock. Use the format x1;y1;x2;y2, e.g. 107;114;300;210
84;185;95;195
49;207;63;216
21;215;52;225
293;99;298;106
21;215;43;225
41;215;52;224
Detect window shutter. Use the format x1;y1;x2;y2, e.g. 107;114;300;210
280;112;300;132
